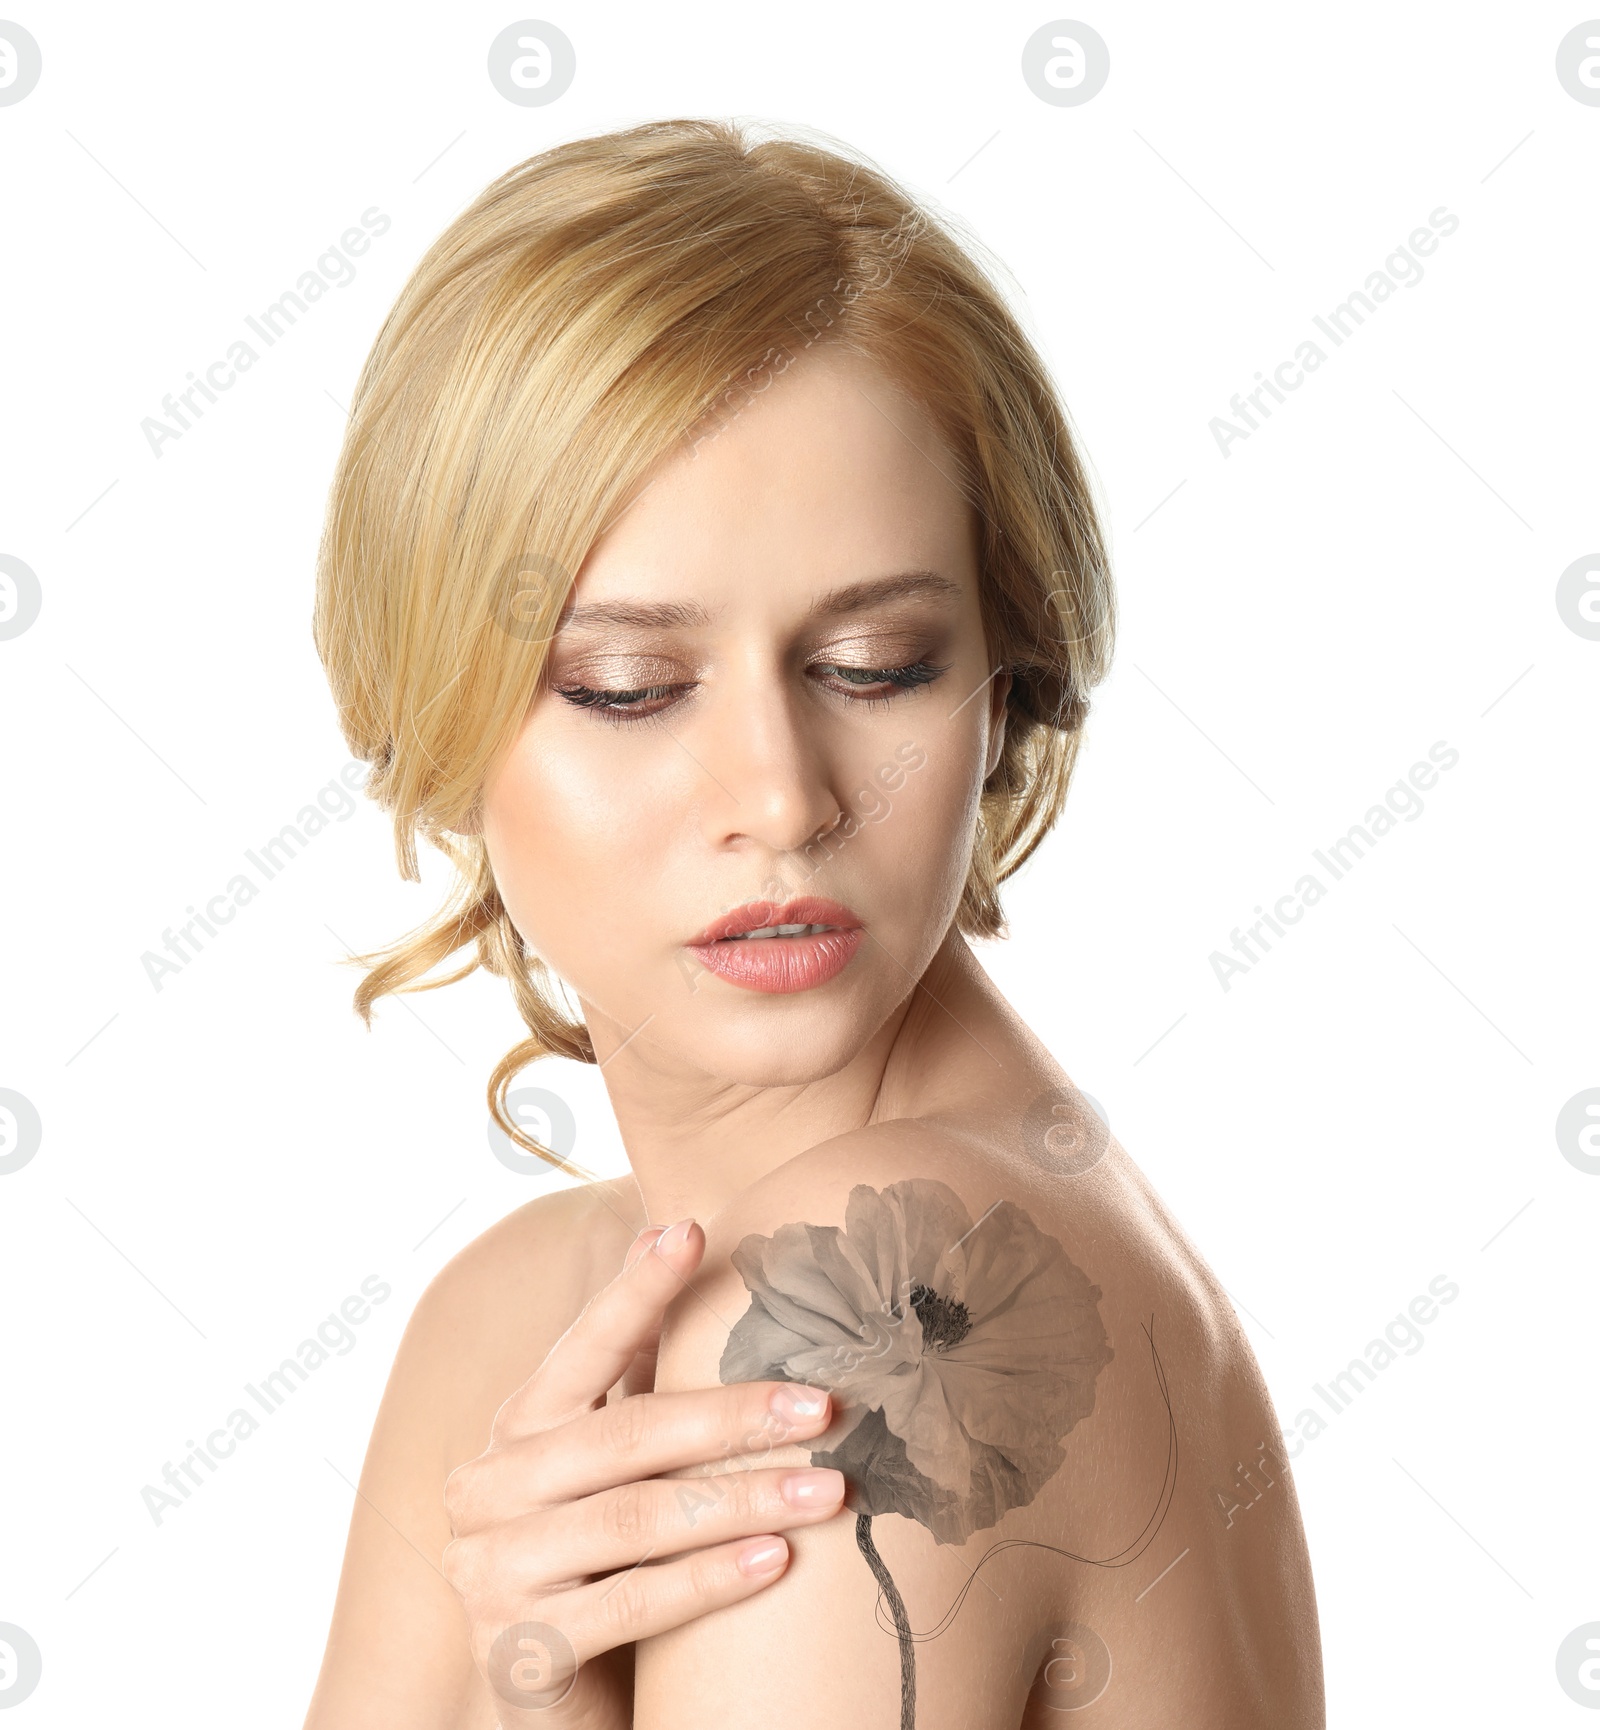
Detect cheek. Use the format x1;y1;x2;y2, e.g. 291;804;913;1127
483;727;668;959
841;727;985;904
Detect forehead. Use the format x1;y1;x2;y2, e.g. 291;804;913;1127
573;344;976;611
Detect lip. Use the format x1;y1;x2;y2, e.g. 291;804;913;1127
686;897;865;995
689;897;864;946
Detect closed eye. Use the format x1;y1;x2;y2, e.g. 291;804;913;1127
812;659;949;705
553;680;692;724
555;659;949;724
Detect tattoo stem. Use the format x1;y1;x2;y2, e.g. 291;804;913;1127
855;1512;915;1729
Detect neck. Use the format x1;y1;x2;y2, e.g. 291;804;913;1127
586;927;1003;1227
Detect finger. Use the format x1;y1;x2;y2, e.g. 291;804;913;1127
496;1219;706;1441
619;1328;660;1399
449;1460;830;1599
616;1228;666;1397
572;1530;793;1649
623;1226;665;1271
518;1380;835;1511
443;1379;834;1539
478;1534;791;1703
525;1462;846;1581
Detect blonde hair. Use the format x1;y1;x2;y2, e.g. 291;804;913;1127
312;116;1113;1174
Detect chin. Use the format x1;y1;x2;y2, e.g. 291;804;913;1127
674;993;895;1089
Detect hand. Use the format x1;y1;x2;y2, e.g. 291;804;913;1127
441;1218;846;1727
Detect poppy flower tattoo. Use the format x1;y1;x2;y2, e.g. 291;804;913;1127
718;1178;1115;1728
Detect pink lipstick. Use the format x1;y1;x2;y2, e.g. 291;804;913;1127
686;897;864;994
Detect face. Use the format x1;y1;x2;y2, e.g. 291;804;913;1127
477;342;1008;1085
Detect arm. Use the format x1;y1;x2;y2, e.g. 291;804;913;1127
302;1191;853;1730
301;1191;605;1729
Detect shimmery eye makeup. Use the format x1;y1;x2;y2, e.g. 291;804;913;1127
816;658;948;693
552;680;693;723
553;657;950;723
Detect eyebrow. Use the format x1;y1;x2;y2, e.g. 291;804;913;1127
558;570;961;632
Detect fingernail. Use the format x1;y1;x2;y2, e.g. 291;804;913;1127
736;1536;787;1576
654;1218;694;1255
769;1383;830;1424
625;1227;665;1270
780;1468;844;1508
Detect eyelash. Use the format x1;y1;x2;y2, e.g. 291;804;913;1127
554;659;949;724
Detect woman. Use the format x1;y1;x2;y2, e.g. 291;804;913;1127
303;117;1323;1728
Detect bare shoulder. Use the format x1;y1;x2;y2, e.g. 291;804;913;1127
650;1098;1323;1729
404;1176;644;1417
344;1173;643;1565
302;1174;642;1729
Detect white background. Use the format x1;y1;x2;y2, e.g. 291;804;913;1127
1;2;1596;1724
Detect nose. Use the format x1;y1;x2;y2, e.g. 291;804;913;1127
693;664;844;859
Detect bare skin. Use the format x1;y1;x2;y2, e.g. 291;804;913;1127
301;342;1324;1727
626;938;1324;1727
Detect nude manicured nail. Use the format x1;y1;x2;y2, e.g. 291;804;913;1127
769;1383;829;1424
654;1218;694;1254
736;1536;787;1575
780;1468;844;1508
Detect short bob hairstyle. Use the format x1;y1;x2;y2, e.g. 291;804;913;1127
312;116;1113;1171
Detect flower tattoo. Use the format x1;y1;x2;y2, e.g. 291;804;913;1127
718;1177;1114;1546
